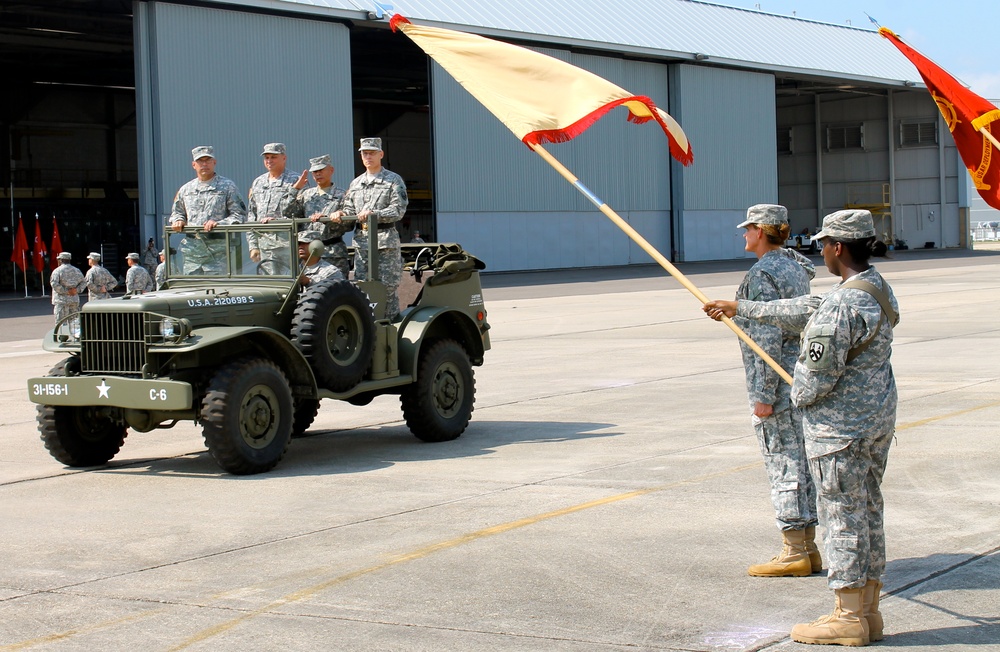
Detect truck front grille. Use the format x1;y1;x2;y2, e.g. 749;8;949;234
81;312;149;375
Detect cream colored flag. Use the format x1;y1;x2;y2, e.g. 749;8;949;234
391;14;693;165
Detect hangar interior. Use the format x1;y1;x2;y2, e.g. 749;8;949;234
1;0;966;288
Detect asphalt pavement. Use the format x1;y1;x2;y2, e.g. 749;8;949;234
1;247;998;651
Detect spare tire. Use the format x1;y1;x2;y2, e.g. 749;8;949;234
291;280;375;392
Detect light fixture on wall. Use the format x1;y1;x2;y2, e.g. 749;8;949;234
903;80;916;87
693;53;709;61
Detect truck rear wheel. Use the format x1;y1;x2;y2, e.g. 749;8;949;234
292;280;375;392
401;339;475;442
37;358;128;467
200;357;292;474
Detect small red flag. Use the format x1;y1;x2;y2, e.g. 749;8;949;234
10;217;28;272
32;218;47;274
50;216;64;271
880;27;1000;210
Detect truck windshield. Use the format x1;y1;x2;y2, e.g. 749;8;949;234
165;225;296;279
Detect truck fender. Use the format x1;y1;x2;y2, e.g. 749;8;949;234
398;307;485;375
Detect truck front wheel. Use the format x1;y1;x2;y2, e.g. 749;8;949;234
200;357;293;474
38;358;128;467
401;339;475;442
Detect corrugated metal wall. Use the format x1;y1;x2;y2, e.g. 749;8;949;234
431;47;673;272
672;64;777;262
135;2;354;240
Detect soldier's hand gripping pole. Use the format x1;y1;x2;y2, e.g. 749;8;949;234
530;142;794;386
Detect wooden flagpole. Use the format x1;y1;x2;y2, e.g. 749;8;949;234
530;142;794;385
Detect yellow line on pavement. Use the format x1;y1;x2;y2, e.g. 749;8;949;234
167;462;760;650
896;398;1000;431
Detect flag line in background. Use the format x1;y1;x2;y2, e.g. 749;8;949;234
389;12;794;384
50;215;64;270
879;27;1000;210
32;216;47;275
10;215;28;273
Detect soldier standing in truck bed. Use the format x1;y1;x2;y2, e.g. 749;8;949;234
286;154;350;279
169;146;247;274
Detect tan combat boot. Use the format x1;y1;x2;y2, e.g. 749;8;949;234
790;587;869;646
747;529;812;577
863;579;884;642
804;525;823;573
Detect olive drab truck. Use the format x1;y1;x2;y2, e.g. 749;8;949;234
26;221;490;474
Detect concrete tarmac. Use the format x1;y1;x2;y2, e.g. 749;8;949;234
1;248;999;651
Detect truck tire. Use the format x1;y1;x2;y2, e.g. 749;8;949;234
401;339;475;442
200;357;293;474
292;280;375;392
37;358;128;467
292;398;320;438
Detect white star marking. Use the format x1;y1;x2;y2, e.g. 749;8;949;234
97;381;111;399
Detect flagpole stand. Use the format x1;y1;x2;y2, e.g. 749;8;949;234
530;142;794;386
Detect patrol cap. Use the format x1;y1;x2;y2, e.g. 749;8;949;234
261;142;286;155
297;230;323;244
159;249;165;257
737;204;788;229
57;251;72;261
309;154;332;171
126;252;140;262
191;145;215;160
813;209;876;241
87;252;101;262
358;137;382;151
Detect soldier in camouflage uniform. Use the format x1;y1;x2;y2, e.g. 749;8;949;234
732;204;821;579
83;252;118;300
332;137;407;319
705;209;898;646
155;249;166;290
247;143;299;273
125;252;154;295
170;146;247;274
50;251;87;325
296;230;344;286
285;154;350;278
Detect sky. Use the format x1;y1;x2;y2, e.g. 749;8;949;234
719;1;1000;101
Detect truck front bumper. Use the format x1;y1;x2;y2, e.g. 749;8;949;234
27;376;194;410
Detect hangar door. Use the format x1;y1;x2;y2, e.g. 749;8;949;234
431;47;674;273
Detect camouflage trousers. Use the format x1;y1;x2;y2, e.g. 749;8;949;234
354;245;402;319
805;425;894;589
322;240;350;281
753;404;818;531
54;301;80;326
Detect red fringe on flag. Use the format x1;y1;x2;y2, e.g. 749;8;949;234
389;13;410;32
523;96;694;166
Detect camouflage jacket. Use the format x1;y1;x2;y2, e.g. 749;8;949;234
735;248;814;408
284;184;348;240
50;264;86;305
170;174;246;226
84;264;118;300
341;168;408;250
738;265;898;439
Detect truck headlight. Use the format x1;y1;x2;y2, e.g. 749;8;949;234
57;316;81;342
159;317;188;343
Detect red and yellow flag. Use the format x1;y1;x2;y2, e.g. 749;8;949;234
32;219;47;274
49;216;64;270
10;217;28;272
390;14;693;166
880;27;1000;209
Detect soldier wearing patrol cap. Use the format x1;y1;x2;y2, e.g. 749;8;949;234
125;252;154;296
169;145;247;274
285;154;350;279
155;249;167;290
732;204;820;579
248;142;299;269
83;251;118;301
704;208;899;647
49;251;87;325
296;230;343;286
331;137;408;318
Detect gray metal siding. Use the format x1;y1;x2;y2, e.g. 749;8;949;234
674;65;776;261
261;0;921;87
136;2;354;233
432;47;673;271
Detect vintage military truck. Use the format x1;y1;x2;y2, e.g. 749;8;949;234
27;221;490;474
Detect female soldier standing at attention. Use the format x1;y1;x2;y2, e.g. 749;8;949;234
704;209;898;647
733;204;820;579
